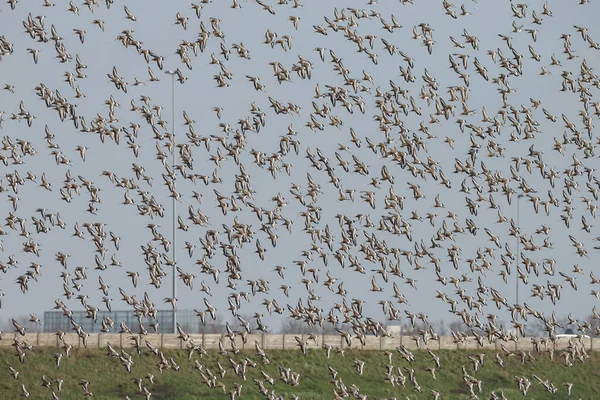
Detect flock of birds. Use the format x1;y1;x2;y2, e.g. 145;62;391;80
1;0;600;398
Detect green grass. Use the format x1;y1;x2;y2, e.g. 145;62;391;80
1;346;600;399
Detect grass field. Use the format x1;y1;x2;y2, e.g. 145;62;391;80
1;346;599;399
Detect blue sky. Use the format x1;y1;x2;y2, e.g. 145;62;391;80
1;0;600;333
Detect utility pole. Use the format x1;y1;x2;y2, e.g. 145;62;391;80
516;193;524;307
165;70;177;334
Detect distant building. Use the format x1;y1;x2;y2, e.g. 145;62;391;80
386;324;403;336
43;310;223;334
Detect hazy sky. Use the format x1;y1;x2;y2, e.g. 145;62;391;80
1;0;600;333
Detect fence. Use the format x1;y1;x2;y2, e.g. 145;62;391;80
1;333;597;352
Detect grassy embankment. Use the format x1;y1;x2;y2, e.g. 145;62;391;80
1;346;600;399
